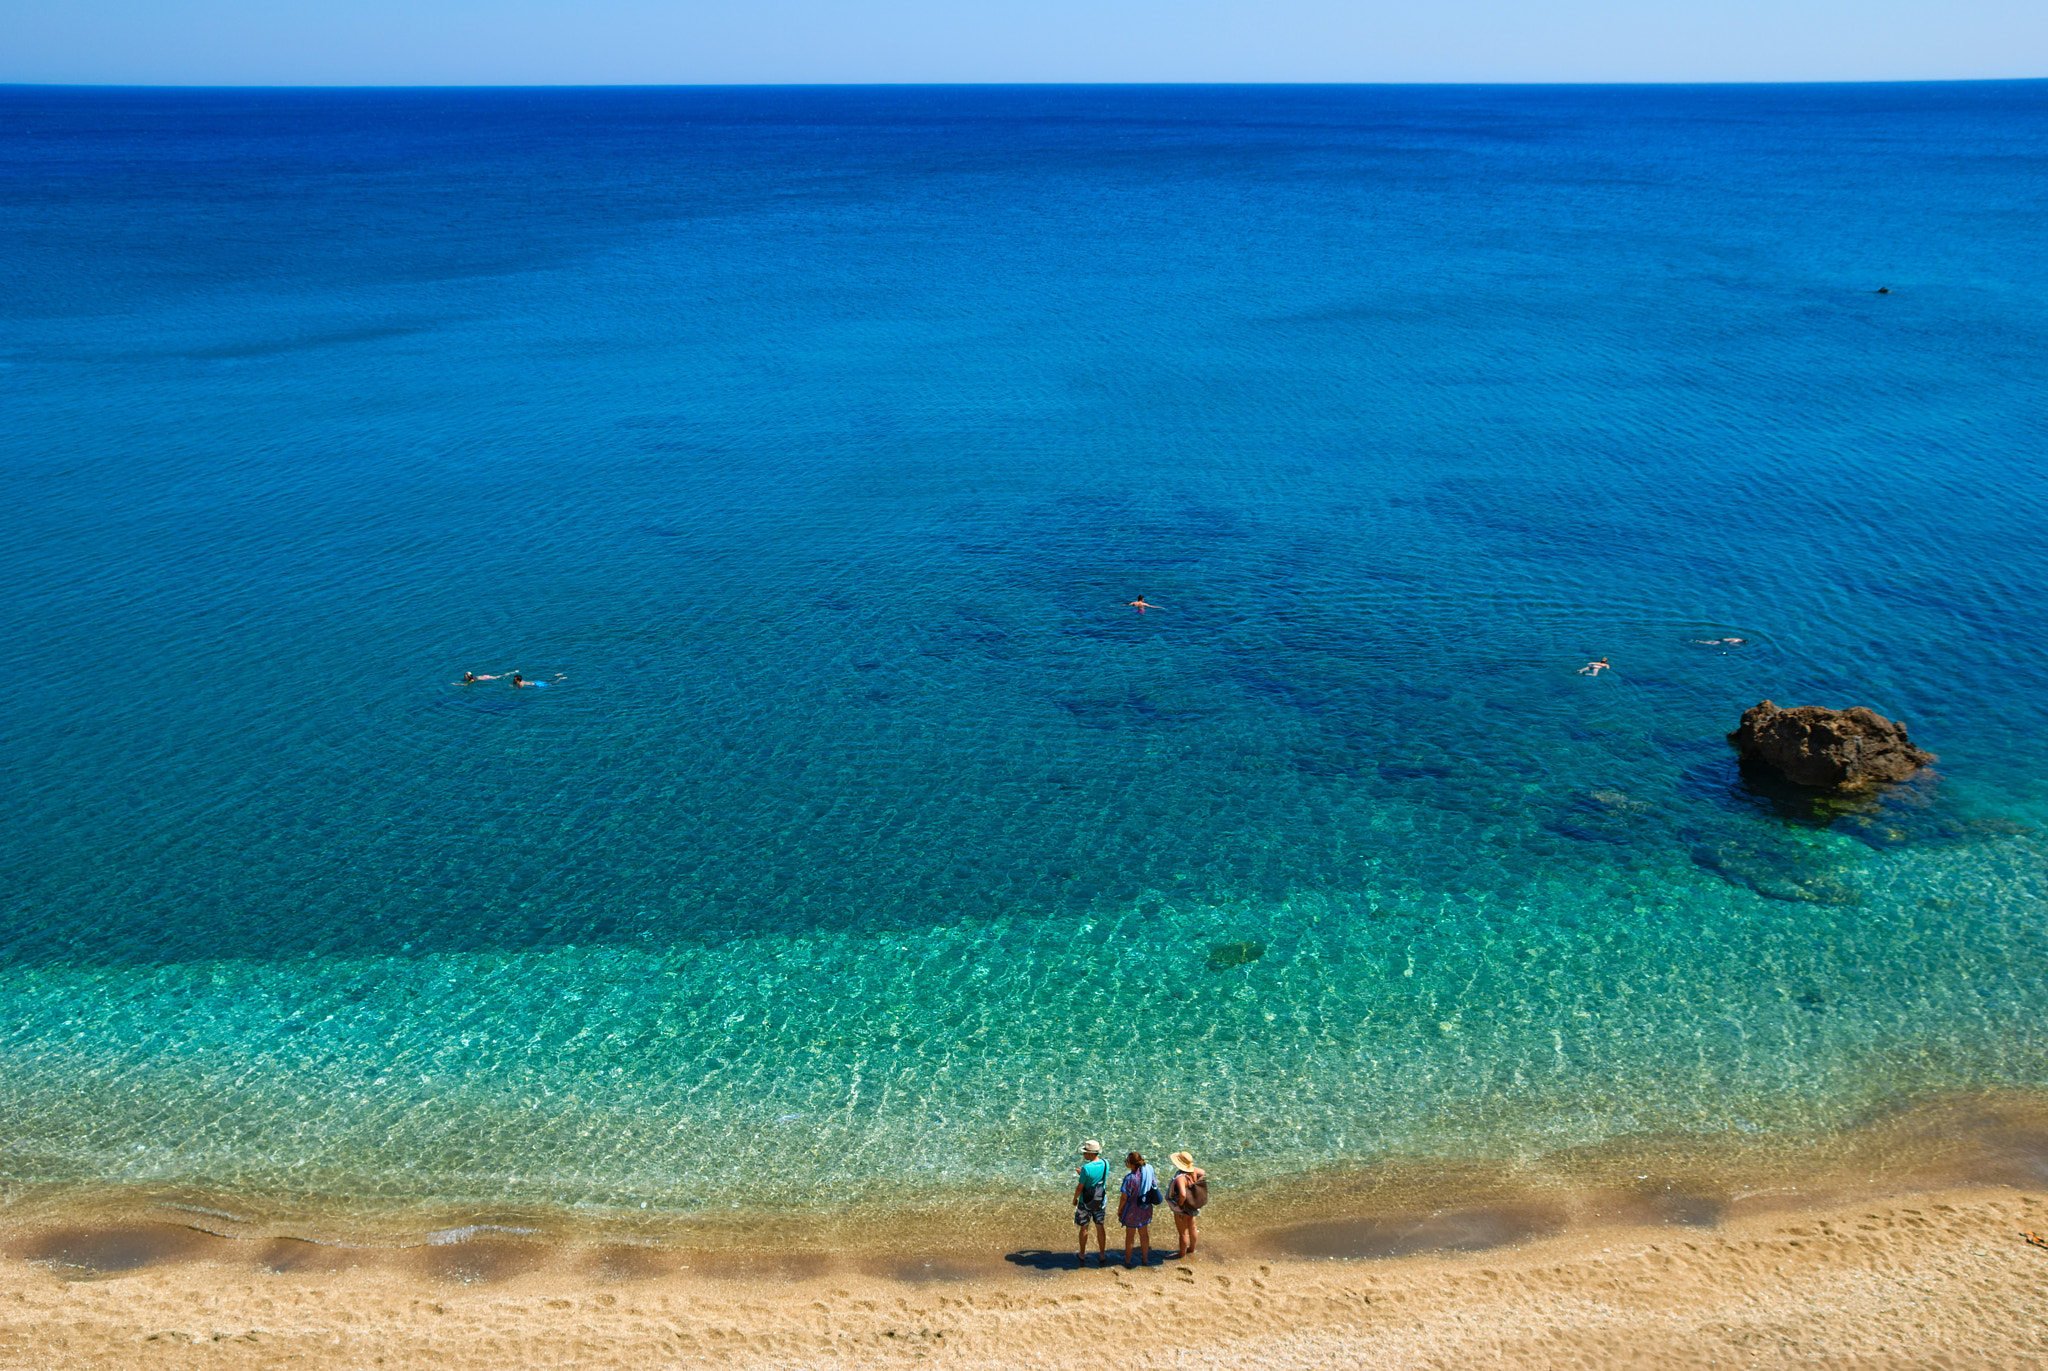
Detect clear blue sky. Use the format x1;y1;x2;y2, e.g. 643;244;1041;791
1;0;2043;86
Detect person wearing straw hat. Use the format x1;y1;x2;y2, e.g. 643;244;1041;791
1166;1151;1207;1258
1072;1140;1110;1268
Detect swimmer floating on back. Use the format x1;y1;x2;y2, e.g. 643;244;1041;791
1578;657;1611;675
1128;597;1158;614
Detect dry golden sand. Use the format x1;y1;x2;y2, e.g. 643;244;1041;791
1;1185;2045;1369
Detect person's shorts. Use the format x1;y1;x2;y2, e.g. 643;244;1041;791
1075;1198;1106;1226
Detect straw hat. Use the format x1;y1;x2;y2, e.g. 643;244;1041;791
1081;1140;1101;1156
1170;1151;1197;1171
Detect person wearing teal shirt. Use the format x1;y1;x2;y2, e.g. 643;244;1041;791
1072;1139;1110;1267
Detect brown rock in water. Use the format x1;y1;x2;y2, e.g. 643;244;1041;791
1727;700;1935;790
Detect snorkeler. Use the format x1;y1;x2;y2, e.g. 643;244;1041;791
1129;597;1158;614
461;671;504;683
1579;657;1611;675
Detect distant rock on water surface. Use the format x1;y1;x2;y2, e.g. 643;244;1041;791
1728;700;1935;791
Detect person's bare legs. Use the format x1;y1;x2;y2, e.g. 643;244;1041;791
1135;1225;1151;1267
1186;1211;1199;1255
1079;1220;1104;1266
1173;1211;1193;1257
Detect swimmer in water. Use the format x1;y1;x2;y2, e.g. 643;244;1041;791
508;672;568;688
461;671;504;683
1129;597;1158;614
1578;657;1611;675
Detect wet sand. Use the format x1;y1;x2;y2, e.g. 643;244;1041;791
4;1093;2048;1368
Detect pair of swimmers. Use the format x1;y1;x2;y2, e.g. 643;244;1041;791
1583;635;1744;674
459;671;562;688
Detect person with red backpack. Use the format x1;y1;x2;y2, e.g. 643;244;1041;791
1167;1151;1208;1258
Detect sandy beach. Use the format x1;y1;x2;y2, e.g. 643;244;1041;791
3;1186;2044;1369
5;1096;2047;1369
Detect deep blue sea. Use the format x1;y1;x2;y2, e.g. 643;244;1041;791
3;83;2046;1217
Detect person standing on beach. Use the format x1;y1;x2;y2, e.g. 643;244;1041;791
1073;1140;1110;1267
1166;1151;1207;1258
1119;1151;1157;1268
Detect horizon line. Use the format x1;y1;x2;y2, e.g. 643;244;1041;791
4;76;2046;92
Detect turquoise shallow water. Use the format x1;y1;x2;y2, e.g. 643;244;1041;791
2;83;2047;1214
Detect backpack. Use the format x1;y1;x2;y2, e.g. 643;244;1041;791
1178;1171;1209;1210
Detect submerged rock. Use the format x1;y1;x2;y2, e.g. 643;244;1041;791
1727;700;1935;791
1544;789;1658;854
1689;838;1861;905
1207;940;1265;971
